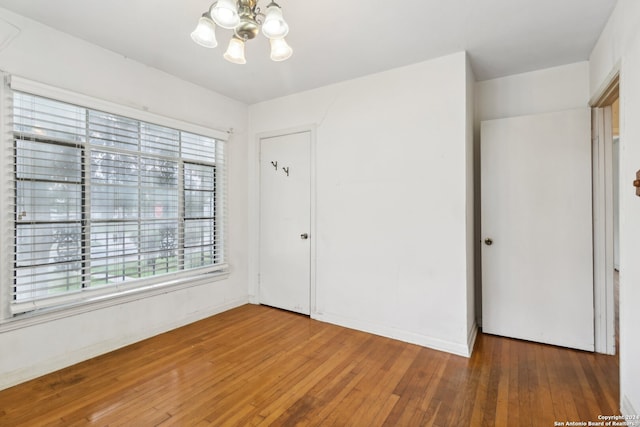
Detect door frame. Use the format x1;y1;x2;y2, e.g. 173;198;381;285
590;71;620;355
248;125;317;315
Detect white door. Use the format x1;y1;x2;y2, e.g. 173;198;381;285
481;109;594;351
259;131;311;315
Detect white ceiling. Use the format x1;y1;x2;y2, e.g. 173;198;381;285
0;0;617;104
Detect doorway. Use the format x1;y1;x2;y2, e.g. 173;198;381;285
592;76;620;355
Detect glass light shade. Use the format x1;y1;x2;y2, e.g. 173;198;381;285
224;37;247;64
210;0;240;29
270;37;292;61
261;4;289;39
190;15;218;48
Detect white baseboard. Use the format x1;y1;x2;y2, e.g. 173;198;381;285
0;296;248;391
622;395;638;419
313;312;475;358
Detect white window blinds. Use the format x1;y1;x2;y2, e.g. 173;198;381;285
9;86;227;315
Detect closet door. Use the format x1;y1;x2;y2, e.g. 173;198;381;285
481;109;594;351
259;131;311;315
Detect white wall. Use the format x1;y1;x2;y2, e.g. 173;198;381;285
473;62;591;325
249;52;476;356
0;8;250;390
590;0;640;416
465;56;476;343
476;61;590;122
589;0;640;100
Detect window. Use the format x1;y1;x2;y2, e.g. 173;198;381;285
8;87;227;315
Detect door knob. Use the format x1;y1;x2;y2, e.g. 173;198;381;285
484;238;493;246
300;233;309;240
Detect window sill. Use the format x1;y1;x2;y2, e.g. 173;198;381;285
0;270;230;333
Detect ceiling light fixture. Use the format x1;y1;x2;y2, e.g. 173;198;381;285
191;0;292;64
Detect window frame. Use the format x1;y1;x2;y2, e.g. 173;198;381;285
0;75;230;323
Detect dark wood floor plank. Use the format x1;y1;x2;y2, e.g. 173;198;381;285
0;304;620;426
506;337;521;426
533;344;556;425
468;335;494;426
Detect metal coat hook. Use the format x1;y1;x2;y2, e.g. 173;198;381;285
271;160;278;171
282;166;290;177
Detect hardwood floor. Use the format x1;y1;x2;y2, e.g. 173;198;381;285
0;304;620;426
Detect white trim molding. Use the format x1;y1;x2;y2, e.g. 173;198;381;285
314;312;476;358
0;295;247;391
622;395;638;421
592;106;617;355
